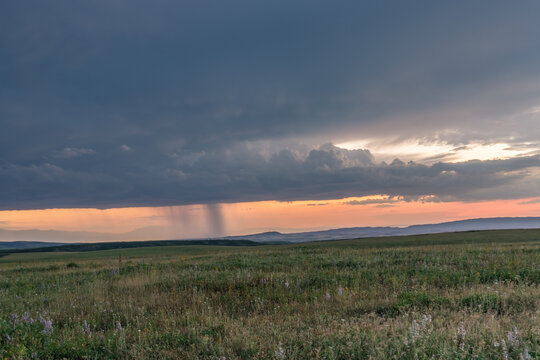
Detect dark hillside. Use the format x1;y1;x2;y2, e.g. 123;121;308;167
0;239;263;255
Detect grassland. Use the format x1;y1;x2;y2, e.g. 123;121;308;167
1;230;539;359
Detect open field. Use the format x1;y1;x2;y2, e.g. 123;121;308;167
1;230;539;359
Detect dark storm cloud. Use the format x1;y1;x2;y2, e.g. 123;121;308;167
1;143;539;210
53;147;95;159
1;0;540;209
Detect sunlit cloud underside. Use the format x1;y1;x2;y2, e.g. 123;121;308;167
336;138;540;164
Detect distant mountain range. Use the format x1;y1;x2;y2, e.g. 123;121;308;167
224;217;540;243
0;226;171;249
1;217;540;250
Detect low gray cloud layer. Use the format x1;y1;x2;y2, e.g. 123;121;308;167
1;143;539;209
1;0;540;209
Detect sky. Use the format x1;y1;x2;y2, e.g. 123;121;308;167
1;0;540;240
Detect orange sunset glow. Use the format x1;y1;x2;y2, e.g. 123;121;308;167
2;196;540;241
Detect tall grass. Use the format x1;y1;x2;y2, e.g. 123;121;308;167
0;232;539;359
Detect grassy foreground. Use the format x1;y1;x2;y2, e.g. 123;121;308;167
0;230;539;359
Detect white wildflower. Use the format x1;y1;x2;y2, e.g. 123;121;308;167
501;339;509;360
454;321;466;351
520;349;532;360
406;314;432;345
83;320;91;337
408;320;421;344
274;342;286;360
507;327;519;347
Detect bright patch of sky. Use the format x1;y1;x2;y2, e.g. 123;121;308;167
336;137;539;164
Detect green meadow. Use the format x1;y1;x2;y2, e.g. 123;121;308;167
1;230;539;359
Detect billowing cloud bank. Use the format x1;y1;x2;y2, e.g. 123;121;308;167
1;143;539;209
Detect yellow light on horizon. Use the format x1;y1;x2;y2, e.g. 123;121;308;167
336;138;535;163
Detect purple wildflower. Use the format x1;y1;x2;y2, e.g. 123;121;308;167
38;313;53;335
10;313;19;325
41;318;53;335
21;312;30;323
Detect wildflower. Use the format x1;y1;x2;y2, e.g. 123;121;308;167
6;334;11;343
407;320;421;345
325;293;331;300
83;320;91;337
520;349;532;360
274;342;286;360
21;312;31;324
10;313;18;325
421;314;432;325
454;321;466;351
337;285;343;296
116;321;123;331
41;318;53;335
507;327;519;347
284;280;290;288
405;314;432;345
501;339;509;360
38;313;53;334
